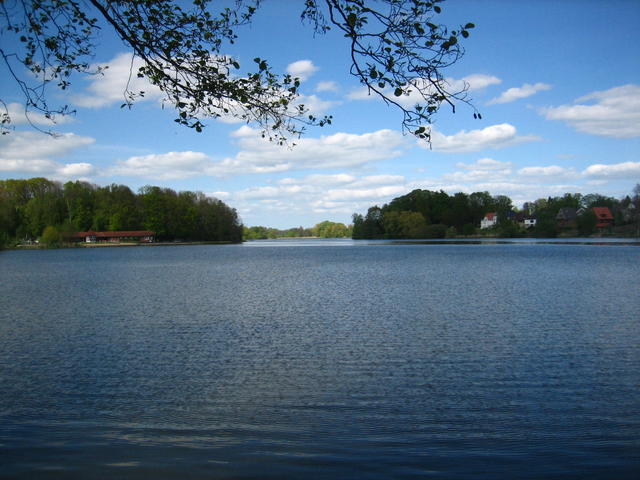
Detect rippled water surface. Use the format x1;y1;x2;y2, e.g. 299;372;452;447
1;240;639;478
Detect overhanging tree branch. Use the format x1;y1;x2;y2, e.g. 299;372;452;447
1;0;478;143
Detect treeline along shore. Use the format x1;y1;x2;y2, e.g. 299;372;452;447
2;178;639;249
0;178;243;248
352;188;640;239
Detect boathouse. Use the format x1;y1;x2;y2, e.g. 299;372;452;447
71;230;155;243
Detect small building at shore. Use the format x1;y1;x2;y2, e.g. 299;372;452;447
70;230;155;243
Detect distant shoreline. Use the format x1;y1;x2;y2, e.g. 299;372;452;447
7;233;639;250
10;240;239;250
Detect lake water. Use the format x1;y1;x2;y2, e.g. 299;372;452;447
1;239;639;478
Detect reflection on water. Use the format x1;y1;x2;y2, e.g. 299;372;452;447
1;242;639;478
244;237;640;247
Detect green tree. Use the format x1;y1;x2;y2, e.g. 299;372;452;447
63;181;95;231
243;225;271;240
533;213;558;238
497;221;520;238
0;182;19;243
582;193;617;209
1;0;477;142
491;194;513;225
461;223;476;236
1;177;243;244
383;210;427;238
313;220;351;238
139;185;170;238
442;192;472;231
23;191;65;238
40;225;63;248
361;206;385;238
424;223;447;238
577;210;597;236
633;184;640;237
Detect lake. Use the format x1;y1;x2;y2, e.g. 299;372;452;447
1;239;639;478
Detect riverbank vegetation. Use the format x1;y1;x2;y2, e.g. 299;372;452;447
352;187;640;239
0;177;243;248
243;221;352;240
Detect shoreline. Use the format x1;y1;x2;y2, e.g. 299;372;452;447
9;240;239;250
6;233;639;250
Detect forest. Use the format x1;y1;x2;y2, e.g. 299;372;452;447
0;177;243;247
352;188;639;239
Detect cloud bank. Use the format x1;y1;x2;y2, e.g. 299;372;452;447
541;84;640;138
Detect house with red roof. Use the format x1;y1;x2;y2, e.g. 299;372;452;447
592;207;613;229
70;230;155;243
480;212;498;229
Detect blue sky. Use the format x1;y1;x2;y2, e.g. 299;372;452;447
1;0;639;228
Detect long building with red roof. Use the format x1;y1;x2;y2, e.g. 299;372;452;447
70;230;155;243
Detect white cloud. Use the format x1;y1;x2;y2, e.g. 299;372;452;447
540;84;640;138
487;82;552;105
72;52;163;108
277;173;356;186
219;127;408;175
346;86;374;101
296;94;341;116
286;60;319;81
445;158;512;182
0;158;60;174
229;173;410;222
350;174;406;188
517;165;577;178
107;151;213;180
58;162;95;177
0;132;96;179
316;81;339;93
426;123;540;153
582;161;640;179
0;131;94;160
321;185;408;203
456;158;513;171
446;74;502;92
102;128;407;180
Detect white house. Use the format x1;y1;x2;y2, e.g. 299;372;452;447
480;212;498;229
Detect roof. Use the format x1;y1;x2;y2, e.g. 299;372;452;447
484;212;497;220
71;230;155;238
592;207;613;220
556;207;577;220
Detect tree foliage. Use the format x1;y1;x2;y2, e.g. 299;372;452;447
1;0;477;142
40;225;62;247
0;177;243;243
312;220;351;238
242;221;351;240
